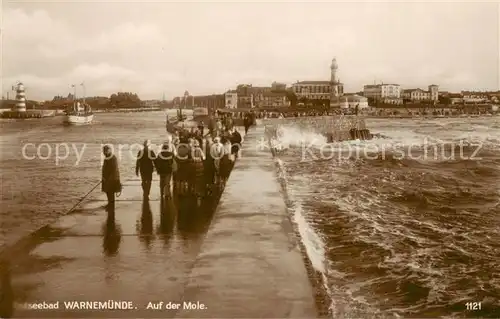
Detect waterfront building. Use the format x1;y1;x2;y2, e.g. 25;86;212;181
292;58;344;106
172;92;194;109
236;85;254;108
235;84;279;108
271;82;287;91
339;94;369;109
193;94;225;112
237;94;254;108
461;91;489;104
401;85;439;102
254;92;290;108
225;90;238;109
363;83;402;104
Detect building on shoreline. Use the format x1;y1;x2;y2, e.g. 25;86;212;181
292;58;344;106
339;94;369;109
401;85;439;103
271;82;287;91
461;91;490;104
225;90;238;109
254;92;290;108
193;94;225;112
363;83;402;104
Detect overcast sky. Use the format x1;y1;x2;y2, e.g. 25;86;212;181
2;1;499;100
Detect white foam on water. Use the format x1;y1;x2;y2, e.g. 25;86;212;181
277;125;327;148
275;158;335;315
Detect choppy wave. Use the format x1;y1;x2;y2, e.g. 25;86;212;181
273;116;500;317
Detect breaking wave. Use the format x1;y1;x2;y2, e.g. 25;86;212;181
273;116;500;317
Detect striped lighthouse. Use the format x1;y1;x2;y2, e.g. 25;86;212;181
12;82;27;112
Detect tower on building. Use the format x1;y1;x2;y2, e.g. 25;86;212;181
330;58;340;104
12;82;27;112
330;58;338;83
428;84;439;102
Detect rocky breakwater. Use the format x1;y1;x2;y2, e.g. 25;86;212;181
0;110;55;119
296;115;372;142
176;126;317;318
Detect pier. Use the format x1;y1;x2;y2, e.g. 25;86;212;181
0;127;318;318
0;109;56;119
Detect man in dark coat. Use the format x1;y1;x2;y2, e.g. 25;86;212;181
136;140;156;199
230;127;242;158
243;114;251;134
154;139;176;199
102;145;121;211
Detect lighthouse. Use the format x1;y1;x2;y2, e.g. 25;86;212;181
330;58;339;105
12;82;27;112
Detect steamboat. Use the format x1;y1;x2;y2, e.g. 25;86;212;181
63;102;94;125
63;83;94;125
166;90;208;134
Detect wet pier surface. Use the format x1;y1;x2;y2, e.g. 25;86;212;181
0;127;318;318
1;178;221;318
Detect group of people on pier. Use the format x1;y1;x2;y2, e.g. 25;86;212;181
101;120;246;210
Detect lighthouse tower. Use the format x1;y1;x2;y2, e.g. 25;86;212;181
330;58;339;105
13;82;27;112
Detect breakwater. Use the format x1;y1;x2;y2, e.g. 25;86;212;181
0;125;319;318
266;115;369;141
176;126;319;318
0;110;55;119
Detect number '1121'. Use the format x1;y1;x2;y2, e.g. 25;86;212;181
466;302;481;310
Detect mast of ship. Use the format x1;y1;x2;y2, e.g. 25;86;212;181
181;90;189;120
80;82;86;105
71;84;77;112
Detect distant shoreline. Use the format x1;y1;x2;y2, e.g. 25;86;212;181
365;114;498;119
93;107;165;113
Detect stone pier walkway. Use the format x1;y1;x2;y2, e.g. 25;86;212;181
0;126;318;318
1;178;220;318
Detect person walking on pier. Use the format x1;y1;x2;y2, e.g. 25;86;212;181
136;139;156;199
215;118;223;134
204;135;215;195
243;114;251;134
175;136;191;195
191;139;206;206
219;138;233;188
155;138;176;200
230;127;242;159
211;137;224;187
224;114;234;131
102;145;121;212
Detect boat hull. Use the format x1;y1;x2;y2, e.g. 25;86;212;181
63;114;94;125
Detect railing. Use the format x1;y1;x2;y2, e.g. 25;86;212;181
66;111;93;116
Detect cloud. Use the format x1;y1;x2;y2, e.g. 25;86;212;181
2;2;498;100
2;7;166;99
70;63;136;80
2;63;139;99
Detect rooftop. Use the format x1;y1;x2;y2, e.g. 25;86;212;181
364;84;400;88
294;80;342;85
403;88;428;93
